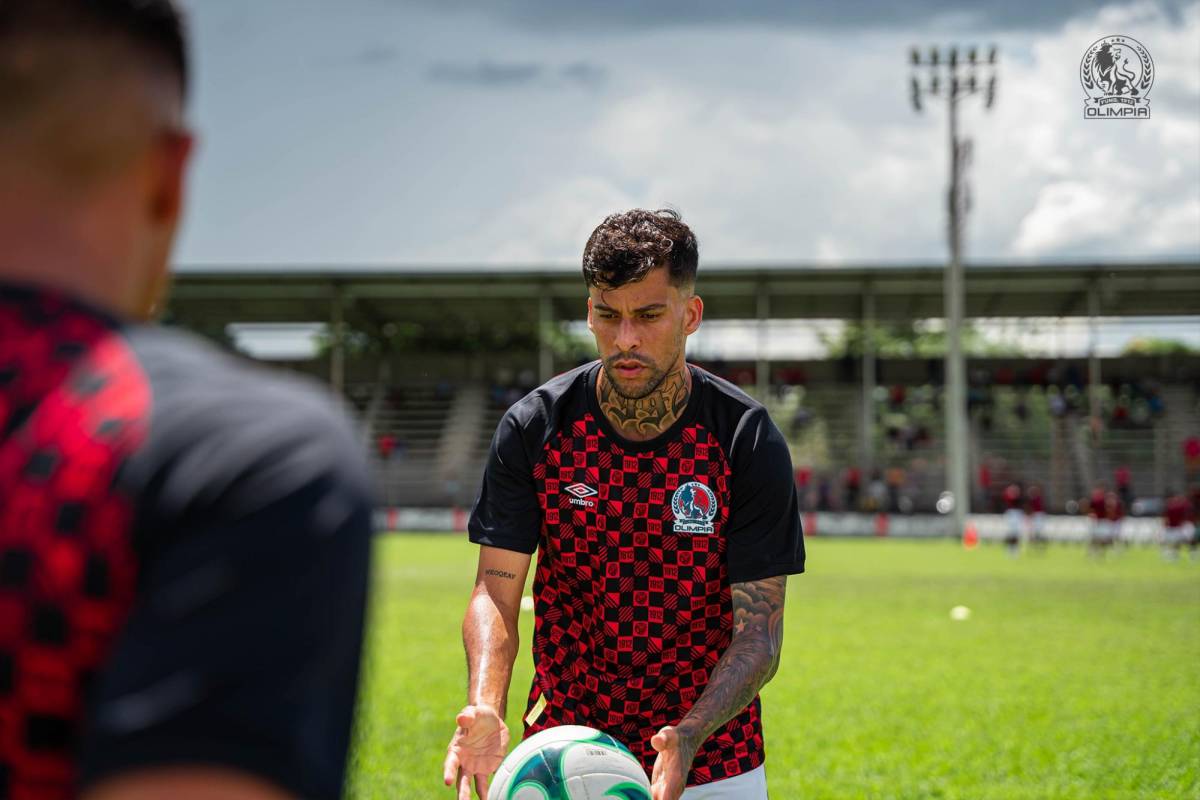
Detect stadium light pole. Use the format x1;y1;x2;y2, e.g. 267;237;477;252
910;45;997;536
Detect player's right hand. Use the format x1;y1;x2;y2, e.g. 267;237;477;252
443;704;509;800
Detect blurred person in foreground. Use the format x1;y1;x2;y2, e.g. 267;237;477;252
444;209;805;800
0;2;373;798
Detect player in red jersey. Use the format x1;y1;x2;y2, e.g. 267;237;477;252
1104;491;1125;549
1002;483;1023;556
1025;484;1047;548
0;3;373;798
1086;485;1109;555
1162;490;1191;561
444;210;804;800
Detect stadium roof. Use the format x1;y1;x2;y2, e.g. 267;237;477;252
169;260;1200;330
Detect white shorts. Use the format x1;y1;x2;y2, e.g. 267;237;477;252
681;765;767;799
1031;512;1046;536
1004;508;1023;537
1165;525;1189;545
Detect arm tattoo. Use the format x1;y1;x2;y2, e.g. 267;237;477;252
599;368;690;438
675;576;787;756
484;568;517;580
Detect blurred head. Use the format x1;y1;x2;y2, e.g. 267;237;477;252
0;0;192;320
583;209;703;399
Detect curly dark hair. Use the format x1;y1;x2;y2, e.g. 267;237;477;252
581;209;699;290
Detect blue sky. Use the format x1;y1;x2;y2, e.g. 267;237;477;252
175;0;1200;268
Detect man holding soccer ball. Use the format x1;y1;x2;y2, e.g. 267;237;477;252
444;210;805;800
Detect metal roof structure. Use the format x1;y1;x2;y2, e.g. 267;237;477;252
169;260;1200;330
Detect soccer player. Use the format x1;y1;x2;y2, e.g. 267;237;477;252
1162;490;1190;561
1001;483;1022;556
0;3;374;798
1026;483;1047;549
1086;484;1108;556
444;210;805;800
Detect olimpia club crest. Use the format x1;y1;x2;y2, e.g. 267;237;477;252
1081;35;1153;119
671;481;718;534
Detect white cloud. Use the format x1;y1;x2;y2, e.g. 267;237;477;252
472;1;1198;263
1012;181;1132;254
975;1;1200;257
178;1;1199;264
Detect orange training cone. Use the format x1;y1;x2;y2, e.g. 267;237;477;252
963;520;979;549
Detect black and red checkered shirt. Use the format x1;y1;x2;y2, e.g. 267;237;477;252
0;283;373;800
469;362;804;786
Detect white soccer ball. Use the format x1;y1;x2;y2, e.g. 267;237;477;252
487;725;651;800
950;605;972;621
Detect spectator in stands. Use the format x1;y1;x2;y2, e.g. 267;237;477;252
977;459;993;513
885;466;906;513
844;466;861;511
1048;387;1067;418
816;473;833;512
866;470;888;513
790;404;813;436
1015;394;1029;422
1114;465;1133;511
794;466;812;511
378;432;397;461
1183;435;1200;483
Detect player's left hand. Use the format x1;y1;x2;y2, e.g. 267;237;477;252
649;725;697;800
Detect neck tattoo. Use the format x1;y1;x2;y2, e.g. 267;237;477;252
598;367;691;441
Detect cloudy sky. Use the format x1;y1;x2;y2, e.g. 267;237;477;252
175;0;1200;268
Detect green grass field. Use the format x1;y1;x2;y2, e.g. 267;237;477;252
346;535;1200;799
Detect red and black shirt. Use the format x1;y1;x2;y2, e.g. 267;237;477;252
0;284;373;800
469;362;804;786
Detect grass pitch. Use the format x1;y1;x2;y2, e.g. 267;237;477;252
346;536;1200;799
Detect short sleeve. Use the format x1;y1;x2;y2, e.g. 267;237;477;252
468;407;542;554
78;406;374;800
724;408;805;583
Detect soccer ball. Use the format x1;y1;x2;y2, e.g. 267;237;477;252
487;725;652;800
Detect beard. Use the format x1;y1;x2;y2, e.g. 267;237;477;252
601;343;682;400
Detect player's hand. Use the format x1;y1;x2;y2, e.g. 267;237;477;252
649;725;697;800
443;704;509;800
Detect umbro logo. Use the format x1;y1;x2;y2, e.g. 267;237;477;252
564;482;598;508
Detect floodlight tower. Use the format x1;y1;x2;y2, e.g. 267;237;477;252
909;45;997;537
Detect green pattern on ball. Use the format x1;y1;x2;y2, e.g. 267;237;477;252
503;731;647;799
601;781;652;799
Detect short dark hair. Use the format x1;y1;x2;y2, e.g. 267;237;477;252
0;0;189;98
582;209;699;290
